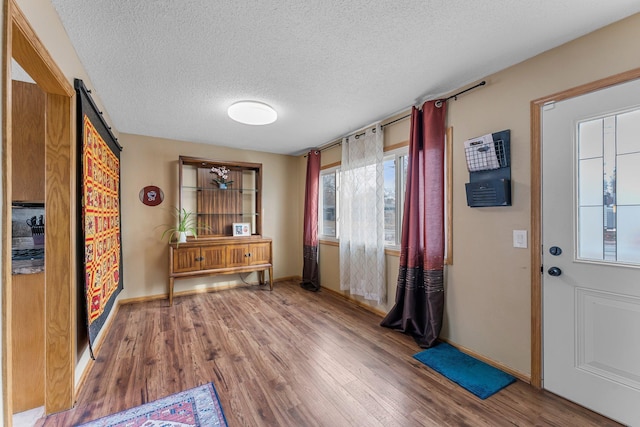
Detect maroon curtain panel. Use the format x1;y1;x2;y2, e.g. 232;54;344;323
380;100;446;348
301;150;321;291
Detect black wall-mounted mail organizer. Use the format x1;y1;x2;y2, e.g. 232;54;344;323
464;129;511;207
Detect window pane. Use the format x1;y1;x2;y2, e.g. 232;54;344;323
617;206;640;263
398;155;409;242
579;119;603;159
321;172;336;237
617;153;640;205
579;158;603;206
401;155;408;205
384;158;396;244
617;109;640;155
579;206;604;260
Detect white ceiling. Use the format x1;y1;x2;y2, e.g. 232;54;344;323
49;1;640;155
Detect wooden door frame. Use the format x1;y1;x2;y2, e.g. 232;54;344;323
2;0;75;423
529;67;640;388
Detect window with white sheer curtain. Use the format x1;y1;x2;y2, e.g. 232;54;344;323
339;125;386;303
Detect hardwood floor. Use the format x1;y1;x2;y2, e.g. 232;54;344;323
38;281;619;426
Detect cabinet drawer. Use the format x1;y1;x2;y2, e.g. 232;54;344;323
224;242;272;267
172;247;202;273
226;244;249;268
201;245;226;269
248;242;271;265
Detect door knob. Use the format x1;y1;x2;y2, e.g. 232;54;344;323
549;246;562;256
548;266;562;276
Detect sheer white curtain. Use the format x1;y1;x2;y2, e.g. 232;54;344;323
339;124;385;303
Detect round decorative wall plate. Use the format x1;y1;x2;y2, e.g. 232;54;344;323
139;186;164;206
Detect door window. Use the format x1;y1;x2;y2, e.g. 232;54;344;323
577;107;640;264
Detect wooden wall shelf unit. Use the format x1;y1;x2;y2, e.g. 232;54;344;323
168;156;272;305
179;155;262;237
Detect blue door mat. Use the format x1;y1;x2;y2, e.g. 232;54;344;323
414;342;516;399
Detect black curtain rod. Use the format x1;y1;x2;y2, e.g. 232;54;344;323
383;80;487;128
436;80;486;107
309;81;487;155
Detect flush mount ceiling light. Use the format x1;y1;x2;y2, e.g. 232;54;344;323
227;101;277;125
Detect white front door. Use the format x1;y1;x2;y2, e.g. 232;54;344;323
542;77;640;426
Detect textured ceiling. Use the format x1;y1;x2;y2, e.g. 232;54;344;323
50;1;640;155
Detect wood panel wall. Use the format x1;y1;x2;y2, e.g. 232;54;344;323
11;80;44;201
11;272;45;412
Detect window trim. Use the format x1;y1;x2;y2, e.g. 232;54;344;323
445;127;453;265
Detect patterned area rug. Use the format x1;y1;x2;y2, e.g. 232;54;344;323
78;383;228;427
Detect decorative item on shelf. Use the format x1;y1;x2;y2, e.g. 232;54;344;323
159;207;209;246
232;222;251;237
210;165;233;189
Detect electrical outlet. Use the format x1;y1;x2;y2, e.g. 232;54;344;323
513;230;528;248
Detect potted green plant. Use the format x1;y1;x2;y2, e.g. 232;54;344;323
160;207;207;245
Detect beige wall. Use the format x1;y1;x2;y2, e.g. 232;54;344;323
119;134;302;299
314;13;640;377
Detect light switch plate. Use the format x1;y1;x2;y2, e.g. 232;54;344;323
513;230;528;248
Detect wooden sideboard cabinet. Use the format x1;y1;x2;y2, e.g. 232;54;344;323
168;236;273;305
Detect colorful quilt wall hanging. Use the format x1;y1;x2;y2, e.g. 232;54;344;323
75;79;124;356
